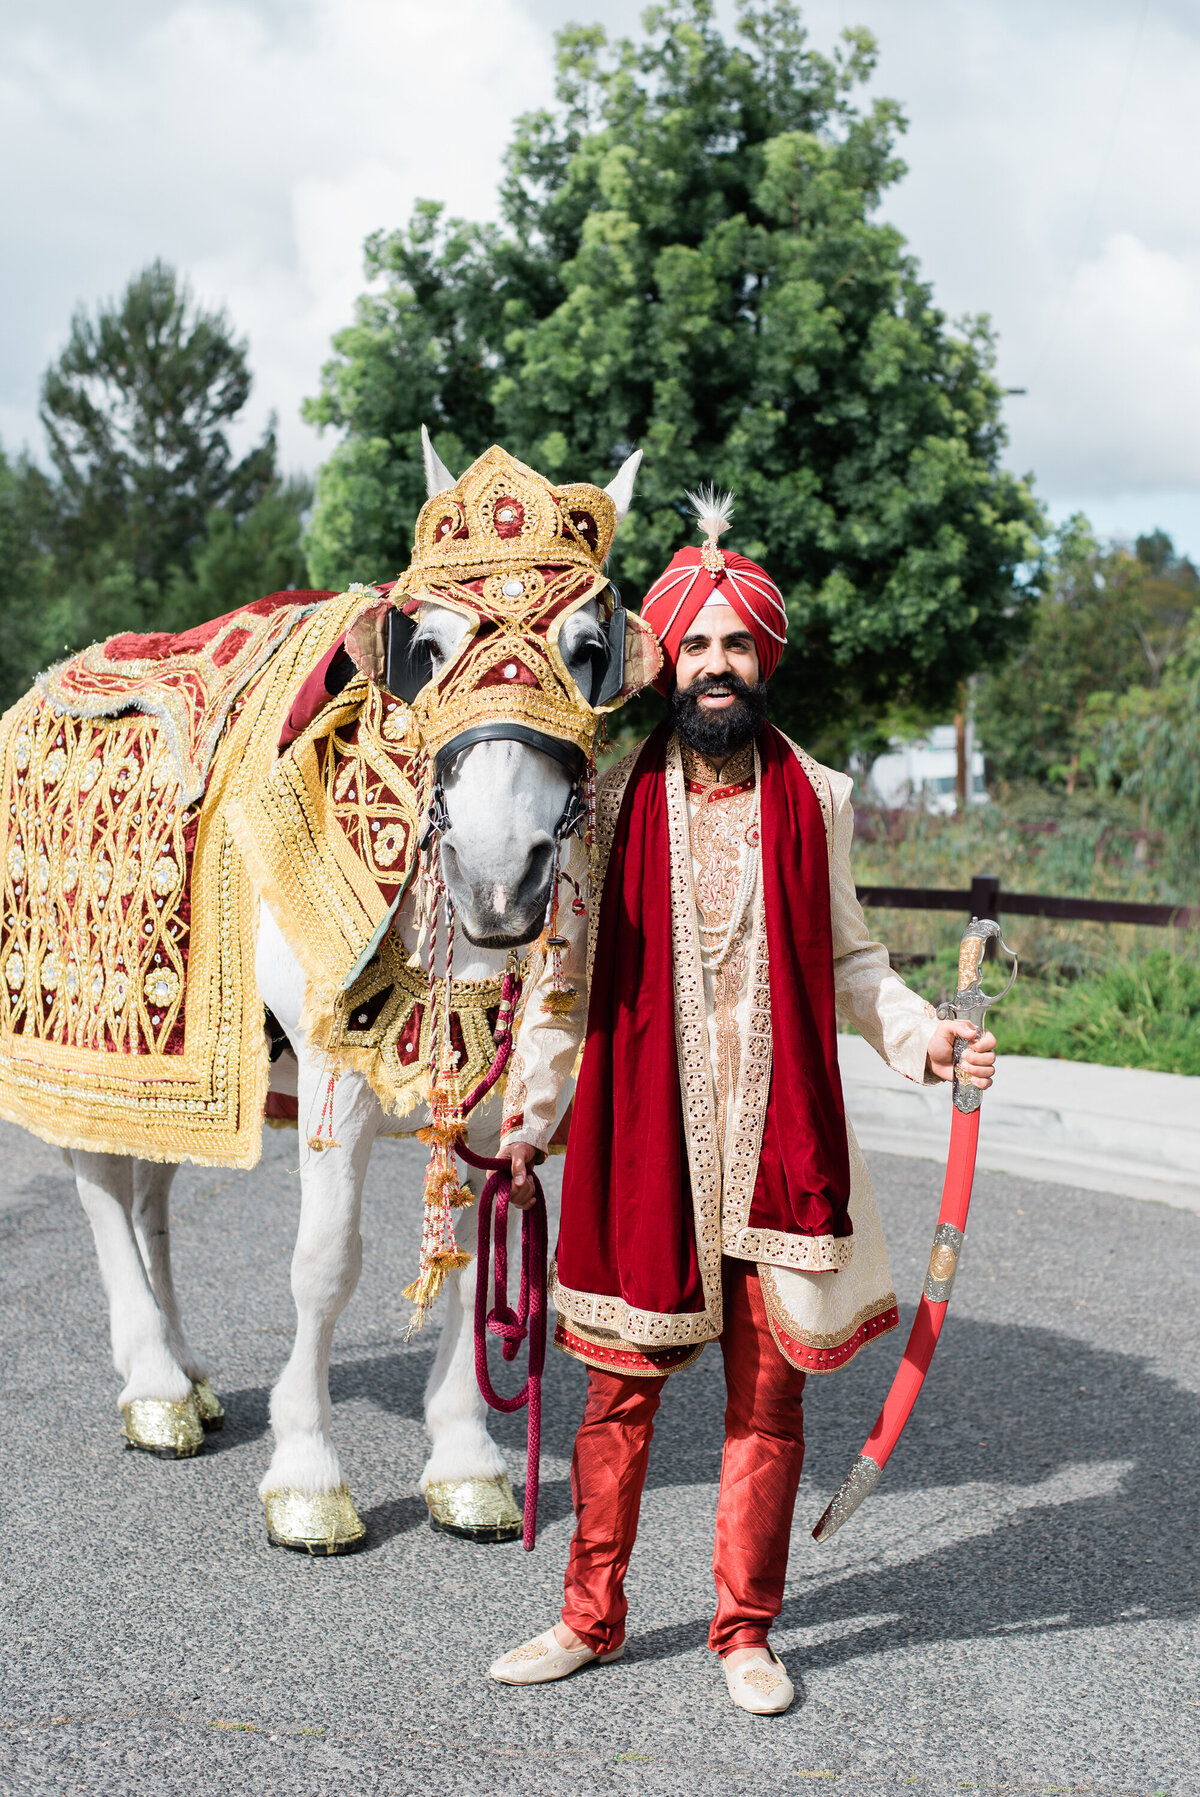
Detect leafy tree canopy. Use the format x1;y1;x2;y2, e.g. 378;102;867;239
1087;612;1200;886
41;259;277;591
977;520;1200;793
1130;528;1199;680
0;262;310;711
304;0;1043;748
0;449;58;709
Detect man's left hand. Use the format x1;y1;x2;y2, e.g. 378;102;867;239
926;1019;997;1090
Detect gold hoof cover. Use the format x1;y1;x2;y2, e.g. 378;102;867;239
121;1394;205;1458
263;1486;366;1555
192;1378;225;1430
425;1474;523;1540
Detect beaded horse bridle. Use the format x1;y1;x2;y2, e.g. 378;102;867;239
373;444;660;1332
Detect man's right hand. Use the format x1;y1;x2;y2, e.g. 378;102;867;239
503;1141;540;1210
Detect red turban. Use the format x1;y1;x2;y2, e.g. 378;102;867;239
639;546;788;694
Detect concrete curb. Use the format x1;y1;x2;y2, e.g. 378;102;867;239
839;1033;1200;1212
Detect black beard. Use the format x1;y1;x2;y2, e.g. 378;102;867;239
670;672;767;761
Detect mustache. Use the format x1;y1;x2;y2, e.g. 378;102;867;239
679;671;758;700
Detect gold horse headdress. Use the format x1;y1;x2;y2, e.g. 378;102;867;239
387;438;660;774
374;435;661;1331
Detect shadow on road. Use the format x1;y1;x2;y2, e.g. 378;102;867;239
607;1307;1199;1666
312;1299;1199;1670
358;1493;431;1544
198;1382;272;1451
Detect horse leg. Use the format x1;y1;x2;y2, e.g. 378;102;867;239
71;1150;205;1458
130;1158;224;1432
421;1101;524;1541
258;1057;382;1555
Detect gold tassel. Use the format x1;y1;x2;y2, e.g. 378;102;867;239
541;987;579;1017
402;1250;472;1339
540;856;578;1016
307;1070;341;1152
405;1091;473;1333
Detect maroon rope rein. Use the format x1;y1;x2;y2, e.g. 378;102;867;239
458;1140;547;1550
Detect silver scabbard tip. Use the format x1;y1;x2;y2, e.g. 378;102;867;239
811;1454;883;1543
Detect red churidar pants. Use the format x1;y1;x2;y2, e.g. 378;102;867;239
561;1257;807;1657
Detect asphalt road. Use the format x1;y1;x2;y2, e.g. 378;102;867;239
1;1116;1198;1797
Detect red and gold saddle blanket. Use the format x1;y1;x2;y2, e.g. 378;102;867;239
0;590;371;1167
38;591;329;804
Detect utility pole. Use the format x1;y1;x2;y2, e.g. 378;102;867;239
954;682;968;813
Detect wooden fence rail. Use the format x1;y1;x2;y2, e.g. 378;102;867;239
856;873;1200;931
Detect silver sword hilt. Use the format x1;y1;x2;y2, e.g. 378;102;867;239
936;917;1017;1115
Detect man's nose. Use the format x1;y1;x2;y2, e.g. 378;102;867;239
702;643;732;676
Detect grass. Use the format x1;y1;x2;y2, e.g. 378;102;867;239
853;788;1198;978
865;941;1200;1078
850;791;1200;1076
968;951;1200;1076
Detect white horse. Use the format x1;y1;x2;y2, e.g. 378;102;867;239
66;435;641;1551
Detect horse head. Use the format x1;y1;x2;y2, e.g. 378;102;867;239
379;433;660;948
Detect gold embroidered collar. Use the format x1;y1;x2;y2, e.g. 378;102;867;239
679;738;755;800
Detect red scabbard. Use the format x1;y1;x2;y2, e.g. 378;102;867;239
811;1105;980;1543
811;911;1017;1545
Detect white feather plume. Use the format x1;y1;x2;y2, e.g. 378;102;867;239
685;484;735;543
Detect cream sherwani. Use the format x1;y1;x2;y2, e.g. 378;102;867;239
501;729;941;1373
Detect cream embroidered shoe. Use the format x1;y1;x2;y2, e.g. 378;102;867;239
489;1627;625;1686
723;1646;795;1715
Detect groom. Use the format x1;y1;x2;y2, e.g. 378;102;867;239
489;494;996;1713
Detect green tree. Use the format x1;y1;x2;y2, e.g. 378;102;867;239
977;521;1200;792
1088;616;1200;885
162;477;313;631
1130;528;1200;680
41;259;276;594
304;0;1042;747
975;518;1143;791
0;448;58;710
0;473;312;718
0;263;313;710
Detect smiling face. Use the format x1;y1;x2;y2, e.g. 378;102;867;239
670;601;767;764
674;602;761;701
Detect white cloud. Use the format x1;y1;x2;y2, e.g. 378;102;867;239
4;0;1200;554
799;0;1200;541
1024;232;1200;493
0;0;554;470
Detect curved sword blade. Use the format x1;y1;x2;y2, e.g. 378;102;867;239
811;1084;981;1543
812;915;1016;1543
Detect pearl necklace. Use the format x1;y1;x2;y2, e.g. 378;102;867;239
697;772;761;973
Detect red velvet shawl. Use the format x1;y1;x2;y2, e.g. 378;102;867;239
557;723;851;1321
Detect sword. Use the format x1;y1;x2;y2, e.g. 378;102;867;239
811;916;1017;1543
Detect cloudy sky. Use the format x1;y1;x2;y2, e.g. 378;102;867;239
4;0;1198;554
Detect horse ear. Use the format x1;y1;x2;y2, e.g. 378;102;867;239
604;449;642;524
421;424;457;497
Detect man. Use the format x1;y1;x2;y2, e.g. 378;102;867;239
489;491;996;1714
